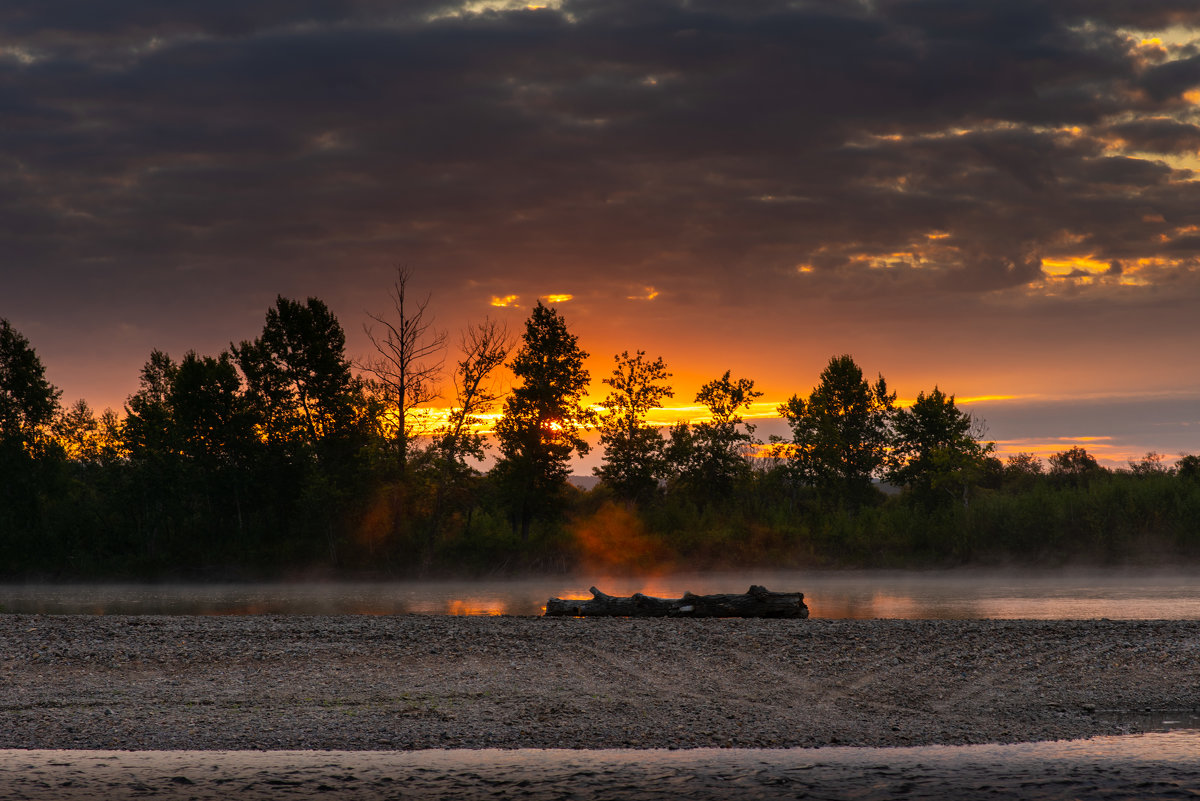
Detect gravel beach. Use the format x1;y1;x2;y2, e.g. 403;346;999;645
2;615;1198;750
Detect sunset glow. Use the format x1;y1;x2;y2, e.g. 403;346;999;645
4;1;1199;473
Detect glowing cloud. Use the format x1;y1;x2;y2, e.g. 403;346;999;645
1041;256;1111;277
627;286;660;300
544;294;574;303
490;294;520;307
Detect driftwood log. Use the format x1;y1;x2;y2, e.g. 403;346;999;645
544;585;809;618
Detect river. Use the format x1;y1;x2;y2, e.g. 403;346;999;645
3;567;1200;618
4;731;1200;799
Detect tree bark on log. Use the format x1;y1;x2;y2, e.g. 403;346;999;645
544;585;809;618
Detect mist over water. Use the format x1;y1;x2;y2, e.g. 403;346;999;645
3;568;1200;618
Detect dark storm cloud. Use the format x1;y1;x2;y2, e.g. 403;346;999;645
1107;119;1200;153
6;0;1200;361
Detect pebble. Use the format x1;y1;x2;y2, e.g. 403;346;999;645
0;616;1197;750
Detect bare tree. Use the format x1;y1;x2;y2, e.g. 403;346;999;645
424;318;513;553
361;267;447;475
437;318;513;466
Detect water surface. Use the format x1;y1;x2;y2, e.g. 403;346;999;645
3;732;1199;799
3;568;1200;618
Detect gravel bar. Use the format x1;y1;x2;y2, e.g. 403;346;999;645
2;615;1197;750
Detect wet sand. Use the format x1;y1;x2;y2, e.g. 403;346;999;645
3;735;1200;800
3;615;1198;750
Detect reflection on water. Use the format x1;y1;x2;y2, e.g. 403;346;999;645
3;568;1200;618
6;733;1200;800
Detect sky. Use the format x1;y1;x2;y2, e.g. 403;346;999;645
4;0;1200;469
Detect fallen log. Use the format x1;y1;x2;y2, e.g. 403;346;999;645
544;585;809;618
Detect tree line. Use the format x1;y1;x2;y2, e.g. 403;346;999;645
3;275;1200;578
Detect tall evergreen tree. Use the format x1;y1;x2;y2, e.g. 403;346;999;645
493;302;591;538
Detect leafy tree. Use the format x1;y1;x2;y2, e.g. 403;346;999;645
665;370;761;500
1005;452;1044;477
233;296;358;450
1001;452;1044;491
53;399;123;464
493;301;592;538
1048;446;1105;485
1129;451;1170;477
361;267;446;475
123;350;181;457
887;387;993;508
0;320;63;562
780;355;894;505
1177;454;1200;482
169;351;256;465
0;319;61;447
595;350;673;504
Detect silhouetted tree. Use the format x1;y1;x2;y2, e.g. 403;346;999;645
361;267;446;476
595;350;673;504
233;296;358;451
435;319;512;469
665;370;761;500
493;301;592;539
424;319;514;546
887;387;993;508
1177;454;1200;482
1005;452;1044;477
0;319;61;447
123;350;181;457
1001;452;1044;491
1129;451;1170;476
0;320;63;560
169;351;256;466
1048;446;1105;485
780;355;894;506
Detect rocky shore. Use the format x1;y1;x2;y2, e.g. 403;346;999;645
2;615;1198;750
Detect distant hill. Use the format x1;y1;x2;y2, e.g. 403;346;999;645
568;475;600;491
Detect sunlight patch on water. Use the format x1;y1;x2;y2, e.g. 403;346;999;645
4;568;1200;618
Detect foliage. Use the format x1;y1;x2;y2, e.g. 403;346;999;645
666;371;762;501
233;296;359;450
0;319;61;446
9;296;1200;579
1048;446;1105;486
595;350;673;503
887;387;994;508
492;301;592;538
780;355;894;505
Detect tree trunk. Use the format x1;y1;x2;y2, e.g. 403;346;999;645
545;585;808;618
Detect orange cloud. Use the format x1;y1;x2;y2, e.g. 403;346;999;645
490;294;520;307
1041;255;1110;277
544;293;574;303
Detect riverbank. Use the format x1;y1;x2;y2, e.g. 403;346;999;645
2;616;1198;750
